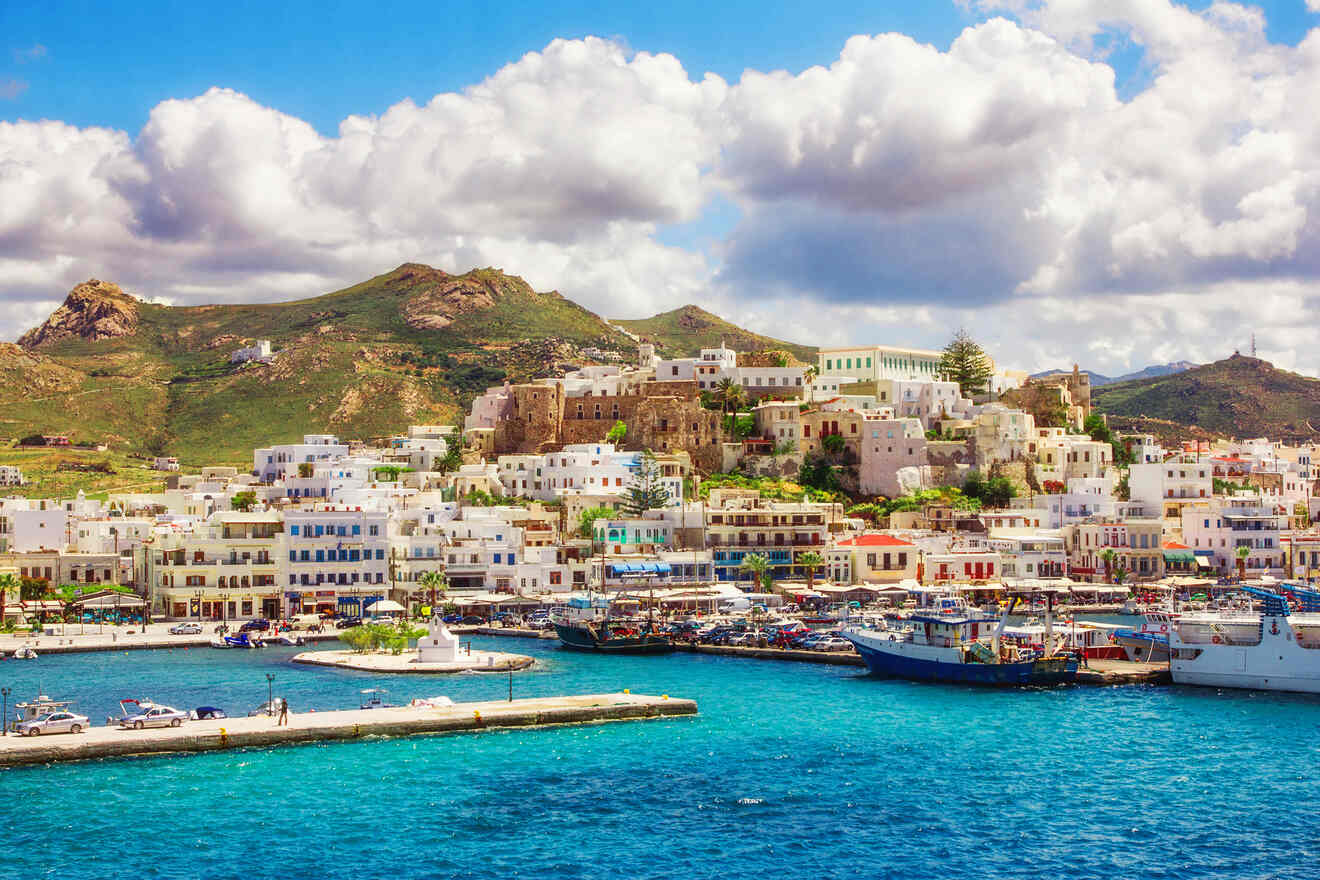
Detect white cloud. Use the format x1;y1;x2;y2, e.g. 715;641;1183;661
5;6;1320;380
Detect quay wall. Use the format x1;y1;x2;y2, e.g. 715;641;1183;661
0;693;696;769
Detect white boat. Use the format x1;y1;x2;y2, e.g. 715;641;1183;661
1170;586;1320;694
13;646;37;660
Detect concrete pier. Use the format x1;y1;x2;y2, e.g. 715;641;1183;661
0;693;696;769
1076;659;1171;685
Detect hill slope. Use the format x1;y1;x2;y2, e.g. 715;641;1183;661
1092;354;1320;440
614;305;817;363
3;265;635;465
1032;361;1198;387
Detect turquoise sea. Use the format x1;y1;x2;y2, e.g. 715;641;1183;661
2;635;1319;880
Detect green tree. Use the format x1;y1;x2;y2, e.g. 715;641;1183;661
740;552;771;591
419;570;447;608
338;626;373;653
578;505;616;540
297;462;314;478
821;433;846;456
438;436;465;475
19;577;49;601
1100;548;1117;584
796;551;824;591
1235;545;1251;581
715;377;745;414
231;490;257;512
621;450;670;516
0;573;16;626
938;329;994;398
798;455;840;494
606;420;627;445
1113;567;1129;586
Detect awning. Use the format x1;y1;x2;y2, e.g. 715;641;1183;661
72;593;145;608
1163;549;1195;564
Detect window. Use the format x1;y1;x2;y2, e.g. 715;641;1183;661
290;525;300;536
352;525;361;536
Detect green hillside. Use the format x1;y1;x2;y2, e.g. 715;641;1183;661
1092;354;1320;441
3;264;634;466
615;304;817;363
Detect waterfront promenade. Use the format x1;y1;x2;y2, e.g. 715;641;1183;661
0;692;695;768
0;622;341;655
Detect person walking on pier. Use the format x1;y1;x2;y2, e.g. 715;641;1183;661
277;698;289;727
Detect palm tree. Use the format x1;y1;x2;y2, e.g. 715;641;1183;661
1235;545;1251;581
1100;548;1116;584
419;570;447;612
715;377;744;415
0;573;15;627
740;553;770;592
797;551;824;592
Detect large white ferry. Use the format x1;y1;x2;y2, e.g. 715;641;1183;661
1169;586;1320;694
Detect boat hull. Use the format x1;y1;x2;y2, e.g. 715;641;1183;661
553;623;674;654
1113;630;1171;663
846;632;1077;687
1171;614;1320;694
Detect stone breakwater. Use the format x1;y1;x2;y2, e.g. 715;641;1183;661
0;693;697;768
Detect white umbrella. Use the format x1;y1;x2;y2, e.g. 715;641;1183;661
365;599;406;613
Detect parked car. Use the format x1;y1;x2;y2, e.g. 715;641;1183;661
119;704;188;730
459;615;485;625
335;616;363;630
16;711;90;736
813;637;854;652
239;618;271;633
442;614;463;624
169;622;203;635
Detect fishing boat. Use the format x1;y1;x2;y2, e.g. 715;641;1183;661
359;688;391;709
1113;611;1175;662
550;597;673;654
1169;585;1320;694
211;632;262;649
12;646;37;660
842;592;1078;687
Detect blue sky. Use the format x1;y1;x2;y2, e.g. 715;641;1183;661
4;0;1315;135
4;1;1320;375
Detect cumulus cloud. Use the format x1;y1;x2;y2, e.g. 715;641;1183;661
4;4;1320;379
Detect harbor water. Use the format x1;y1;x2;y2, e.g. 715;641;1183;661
2;635;1318;879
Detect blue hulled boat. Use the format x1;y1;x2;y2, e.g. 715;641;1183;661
843;595;1077;687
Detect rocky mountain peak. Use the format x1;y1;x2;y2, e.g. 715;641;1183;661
18;279;141;348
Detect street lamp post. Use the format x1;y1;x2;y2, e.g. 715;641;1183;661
265;673;275;715
1;687;9;736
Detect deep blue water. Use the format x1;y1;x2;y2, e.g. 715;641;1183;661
2;636;1319;880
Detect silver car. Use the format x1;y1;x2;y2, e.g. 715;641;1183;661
17;711;90;736
169;622;202;635
119;705;188;730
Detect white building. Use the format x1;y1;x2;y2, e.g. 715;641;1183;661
818;345;944;382
1181;498;1289;577
0;465;23;486
1129;459;1212;518
254;434;350;482
231;340;274;364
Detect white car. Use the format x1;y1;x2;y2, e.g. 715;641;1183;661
814;637;855;652
119;705;188;730
169;622;203;635
17;711;89;736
